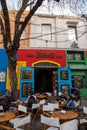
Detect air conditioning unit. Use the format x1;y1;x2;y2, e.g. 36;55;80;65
71;41;79;48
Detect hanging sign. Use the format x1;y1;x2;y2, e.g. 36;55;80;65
60;70;68;80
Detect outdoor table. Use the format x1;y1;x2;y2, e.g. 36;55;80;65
52;110;78;122
0;112;15;124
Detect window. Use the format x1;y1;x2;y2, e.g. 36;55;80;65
68;54;74;60
67;52;83;60
41;24;52;40
74;54;82;60
19;23;25;39
68;25;77;41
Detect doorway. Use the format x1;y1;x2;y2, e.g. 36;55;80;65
34;68;57;93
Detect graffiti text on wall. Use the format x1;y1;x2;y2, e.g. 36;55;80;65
0;72;5;82
26;52;63;59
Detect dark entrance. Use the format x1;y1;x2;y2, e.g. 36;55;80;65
34;61;58;94
34;68;57;93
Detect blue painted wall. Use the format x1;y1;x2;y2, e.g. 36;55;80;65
0;48;8;94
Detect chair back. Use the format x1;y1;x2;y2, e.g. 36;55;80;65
39;99;46;105
79;106;87;125
74;100;80;107
16;128;23;130
18;104;27;113
45;93;51;96
83;106;87;114
54;102;59;109
0;105;4;112
41;114;60;128
32;103;40;109
14;113;31;128
61;119;78;130
43;104;54;112
48;102;59;110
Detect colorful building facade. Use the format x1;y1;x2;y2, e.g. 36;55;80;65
0;48;86;98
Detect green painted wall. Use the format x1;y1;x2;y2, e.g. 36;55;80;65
80;89;87;97
66;50;87;97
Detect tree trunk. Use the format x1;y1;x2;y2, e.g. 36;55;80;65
6;49;18;100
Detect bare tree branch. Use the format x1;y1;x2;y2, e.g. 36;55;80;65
0;0;11;46
13;0;30;44
17;0;44;40
0;17;5;38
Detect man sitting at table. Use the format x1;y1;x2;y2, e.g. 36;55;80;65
26;91;37;108
66;94;76;107
71;87;80;101
0;90;15;112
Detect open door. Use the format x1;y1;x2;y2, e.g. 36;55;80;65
20;67;34;100
58;67;72;94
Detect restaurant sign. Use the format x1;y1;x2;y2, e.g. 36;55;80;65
18;49;66;67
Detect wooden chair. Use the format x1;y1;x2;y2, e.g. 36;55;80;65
42;104;54;113
17;104;27;115
41;114;60;130
0;113;31;130
78;106;87;129
42;102;59;117
47;102;59;110
43;101;59;111
9;104;28;125
30;103;40;122
39;99;46;105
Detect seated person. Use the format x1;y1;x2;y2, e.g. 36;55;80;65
71;87;80;101
66;94;75;107
0;90;15;112
65;87;80;109
26;91;37;108
58;90;68;103
0;93;5;101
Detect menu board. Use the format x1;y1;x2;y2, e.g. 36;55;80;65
60;70;68;80
22;83;32;97
22;70;32;80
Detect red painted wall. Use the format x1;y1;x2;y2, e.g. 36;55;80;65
18;49;66;67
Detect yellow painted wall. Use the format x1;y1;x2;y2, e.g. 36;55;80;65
6;61;26;90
